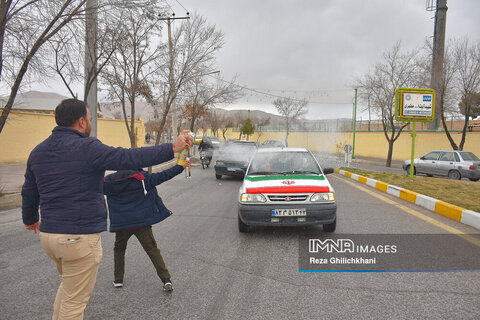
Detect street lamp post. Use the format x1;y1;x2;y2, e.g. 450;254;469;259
352;88;358;159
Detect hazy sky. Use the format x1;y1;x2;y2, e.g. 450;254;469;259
166;0;480;119
30;0;480;120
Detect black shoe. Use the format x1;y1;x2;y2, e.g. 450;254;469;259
161;278;173;292
112;280;123;288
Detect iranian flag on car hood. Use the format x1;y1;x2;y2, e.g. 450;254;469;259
243;175;331;194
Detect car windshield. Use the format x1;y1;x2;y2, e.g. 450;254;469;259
223;143;256;154
247;151;320;175
459;152;480;161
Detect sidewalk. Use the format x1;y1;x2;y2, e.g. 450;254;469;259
349;156;405;174
0;162;26;193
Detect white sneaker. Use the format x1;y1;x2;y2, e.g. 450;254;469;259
162;280;173;292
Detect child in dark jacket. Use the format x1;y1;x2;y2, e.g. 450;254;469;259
103;160;189;292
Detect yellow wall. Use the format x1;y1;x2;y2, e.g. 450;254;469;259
217;128;480;161
3;114;478;164
0;111;145;163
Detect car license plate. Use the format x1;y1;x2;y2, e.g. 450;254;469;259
226;167;237;171
272;208;306;217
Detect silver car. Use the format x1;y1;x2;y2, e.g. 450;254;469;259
403;150;480;181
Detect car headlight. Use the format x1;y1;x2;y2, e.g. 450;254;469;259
310;193;335;202
240;193;266;203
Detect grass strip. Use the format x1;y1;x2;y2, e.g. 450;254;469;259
339;167;480;213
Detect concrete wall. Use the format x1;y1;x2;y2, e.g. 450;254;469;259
214;128;480;161
0;111;145;163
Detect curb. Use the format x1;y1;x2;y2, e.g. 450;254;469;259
0;193;22;211
335;168;480;230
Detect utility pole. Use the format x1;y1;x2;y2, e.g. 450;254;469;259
162;83;166;143
159;15;189;141
429;0;448;130
167;17;176;140
85;0;98;137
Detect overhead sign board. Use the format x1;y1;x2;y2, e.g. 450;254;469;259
395;88;435;122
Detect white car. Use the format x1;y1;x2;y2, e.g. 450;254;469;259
237;148;337;233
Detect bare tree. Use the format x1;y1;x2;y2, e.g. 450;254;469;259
273;97;307;147
154;13;225;145
0;0;90;134
182;75;240;132
418;38;460;150
49;10;120;100
253;116;270;142
459;92;480;120
102;7;162;147
452;38;480;150
218;112;233;140
357;42;419;167
205;109;227;137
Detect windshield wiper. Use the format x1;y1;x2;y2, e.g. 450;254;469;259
280;170;320;175
248;171;285;175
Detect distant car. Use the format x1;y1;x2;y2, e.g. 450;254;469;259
214;140;258;179
207;136;220;149
237;148;336;233
403;150;480;181
194;136;203;145
261;140;284;148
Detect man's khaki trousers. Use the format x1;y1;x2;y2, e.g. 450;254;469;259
40;232;103;320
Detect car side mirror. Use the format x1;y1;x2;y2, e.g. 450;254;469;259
420;156;425;160
323;168;334;175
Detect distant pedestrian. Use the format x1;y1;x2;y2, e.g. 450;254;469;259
22;99;192;320
103;158;190;292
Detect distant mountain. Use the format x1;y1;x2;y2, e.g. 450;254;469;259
20;91;69;100
208;108;347;127
0;91;69;110
210;108;285;126
3;91;341;127
100;100;154;120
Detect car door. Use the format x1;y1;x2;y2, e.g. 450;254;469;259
416;151;441;175
435;151;455;176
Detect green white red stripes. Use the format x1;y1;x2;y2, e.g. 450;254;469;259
246;186;330;194
244;174;330;194
244;175;325;182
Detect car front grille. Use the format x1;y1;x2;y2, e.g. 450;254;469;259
268;194;308;202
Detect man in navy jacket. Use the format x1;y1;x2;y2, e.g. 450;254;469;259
21;99;192;320
104;159;189;292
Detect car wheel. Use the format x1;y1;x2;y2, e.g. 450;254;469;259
216;174;222;180
448;170;461;180
406;165;416;176
323;218;336;233
238;216;249;233
468;178;479;182
426;174;433;177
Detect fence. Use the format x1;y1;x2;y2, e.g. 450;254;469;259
232;117;480;133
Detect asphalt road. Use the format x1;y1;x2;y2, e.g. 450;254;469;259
1;158;480;320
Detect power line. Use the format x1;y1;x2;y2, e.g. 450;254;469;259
174;0;189;15
164;1;175;16
209;75;353;105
